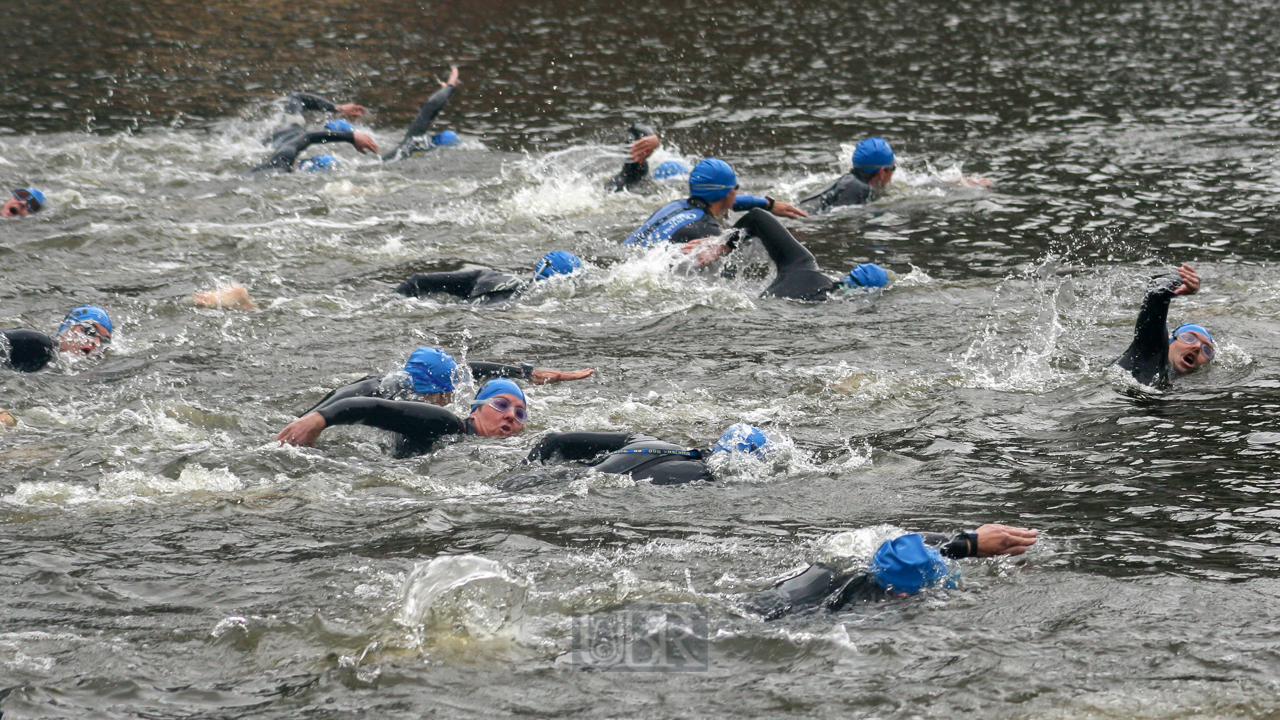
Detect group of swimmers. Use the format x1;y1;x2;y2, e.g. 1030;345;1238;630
2;63;1224;615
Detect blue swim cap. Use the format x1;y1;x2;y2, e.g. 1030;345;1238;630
325;119;355;133
1170;323;1215;346
842;263;891;288
57;305;113;336
532;251;583;281
13;188;45;212
688;159;738;201
471;378;527;410
710;423;772;458
852;137;896;172
299;154;338;172
653;160;692;181
431;130;460;146
870;534;953;595
404;347;458;394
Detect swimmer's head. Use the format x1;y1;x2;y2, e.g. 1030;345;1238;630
403;347;459;404
1168;322;1215;375
324;120;355;133
532;251;583;281
840;263;891;289
709;423;772;458
469;378;527;437
299;154;338;172
56;305;112;356
431;130;461;146
870;534;955;595
3;188;45;218
852;137;896;188
653;160;692;181
689;159;738;202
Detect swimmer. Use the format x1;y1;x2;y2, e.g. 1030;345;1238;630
300;345;592;417
603;123;663;193
2;188;46;218
798;137;991;215
742;524;1038;619
518;423;775;486
396;250;584;304
276;378;529;457
251;66;460;173
688;208;892;300
267;91;367;149
1;305;113;373
1115;263;1213;389
623;158;807;250
798;137;897;214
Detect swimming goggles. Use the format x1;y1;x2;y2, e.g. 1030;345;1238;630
72;321;111;344
12;189;41;213
475;396;527;422
1174;331;1214;361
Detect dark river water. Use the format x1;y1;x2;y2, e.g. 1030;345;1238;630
5;0;1280;717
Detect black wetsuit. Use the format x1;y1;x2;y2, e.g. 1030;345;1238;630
798;170;875;215
1;329;56;372
250;130;363;175
395;268;527;304
741;531;979;619
381;84;456;162
603;124;657;193
1114;275;1181;389
524;432;713;485
734;209;843;301
268;92;345;148
314;397;473;458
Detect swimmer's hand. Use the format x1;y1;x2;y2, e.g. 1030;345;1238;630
974;524;1038;557
335;103;366;120
1173;263;1200;296
352;132;379;155
769;201;807;219
955;175;992;188
442;66;460;88
530;368;594;385
192;284;258;311
0;409;16;429
629;135;660;164
276;412;327;447
682;236;732;265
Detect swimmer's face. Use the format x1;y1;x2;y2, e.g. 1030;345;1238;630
1;196;30;217
869;165;896;189
469;393;526;437
1168;330;1214;375
56;321;111;356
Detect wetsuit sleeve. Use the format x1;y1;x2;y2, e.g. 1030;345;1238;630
920;531;979;559
382;84;455;161
302;376;382;416
733;195;769;211
525;432;637;464
1;329;56;373
316;397;465;441
284;93;338;115
735;209;816;270
467;362;530;382
250;130;357;174
395;269;486;298
798;174;872;214
1114;277;1178;388
604;123;659;193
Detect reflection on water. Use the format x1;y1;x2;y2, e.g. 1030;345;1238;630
6;0;1280;717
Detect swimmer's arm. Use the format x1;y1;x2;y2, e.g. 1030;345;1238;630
383;69;458;161
524;432;636;464
467;362;594;385
924;525;1038;559
317;398;464;439
1;329;56;372
734;208;818;271
734;195;808;219
301;376;382;416
284;93;339;115
605;125;660;191
395;269;487;298
1117;275;1181;378
250;130;373;174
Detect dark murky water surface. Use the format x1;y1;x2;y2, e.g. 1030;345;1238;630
5;0;1280;717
